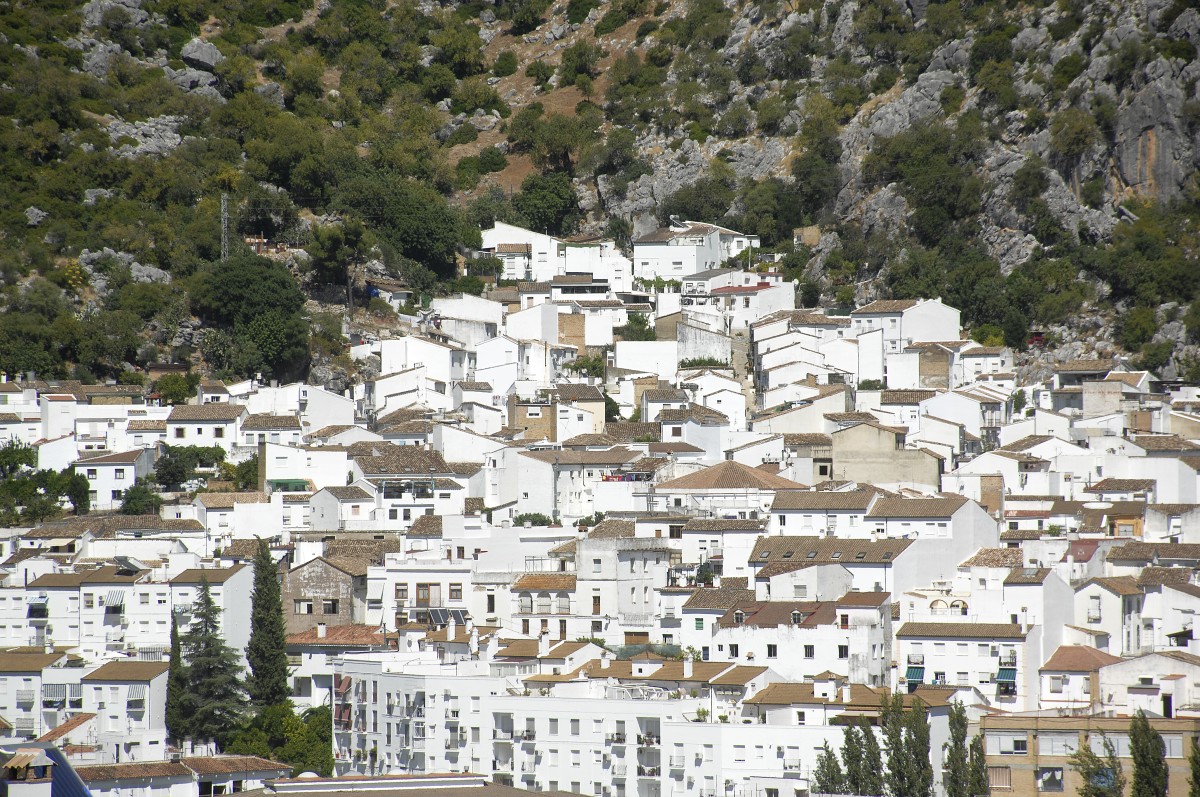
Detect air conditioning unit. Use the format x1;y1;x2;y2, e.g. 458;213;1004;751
168;752;182;762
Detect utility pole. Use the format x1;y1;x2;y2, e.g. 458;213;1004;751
220;193;229;262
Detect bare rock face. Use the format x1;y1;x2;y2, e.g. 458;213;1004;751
1113;58;1192;199
180;37;225;72
106;115;185;157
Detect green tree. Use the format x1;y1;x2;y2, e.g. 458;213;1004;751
907;697;934;797
1012;389;1027;414
841;721;864;793
944;701;970;797
0;441;36;480
616;313;656;341
1190;738;1200;797
813;741;847;794
882;692;912;797
227;702;333;776
182;576;247;745
120;480;163;515
857;717;886;796
513;172;582;236
246;539;290;708
305;219;366;287
968;734;989;797
1070;735;1126;797
1130;710;1167;797
166;614;191;744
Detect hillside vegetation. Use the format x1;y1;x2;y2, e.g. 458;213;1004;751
1;0;1199;385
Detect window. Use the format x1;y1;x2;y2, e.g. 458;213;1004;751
695;618;704;631
987;733;1028;756
450;584;463;601
86;469;98;479
214;427;225;439
838;645;849;659
804;645;815;659
294;600;313;615
671;427;682;438
1037;767;1064;792
988;767;1011;790
389;509;398;520
549;719;559;734
592;559;602;573
322;599;339;614
1049;676;1064;693
767;645;778;658
729;645;739;658
1039;733;1077;757
114;469;125;480
570;719;580;736
395;584;408;601
174;428;185;438
795;711;805;724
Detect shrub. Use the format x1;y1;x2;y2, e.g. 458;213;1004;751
513;513;553;526
493;51;518;77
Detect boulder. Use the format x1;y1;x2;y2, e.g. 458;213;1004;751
254;81;286;109
180;37;225;72
25;207;48;227
83;188;116;205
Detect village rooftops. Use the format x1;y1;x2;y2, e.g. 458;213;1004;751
82;660;169;681
850;299;921;315
750;536;912;568
1040;645;1121;672
167;404;246;422
241;413;302;431
897;622;1027;640
655;460;805;491
772;490;876;511
72;450;145;466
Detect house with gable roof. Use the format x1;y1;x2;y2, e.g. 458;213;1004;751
165;403;247;456
73;449;156;511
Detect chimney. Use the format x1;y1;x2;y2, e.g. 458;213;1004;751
841;685;852;703
600;650;611;669
316;623;327;639
447;614;457;641
44;640;53;655
538;631;550;657
682;655;693;679
469;627;479;655
485;633;500;660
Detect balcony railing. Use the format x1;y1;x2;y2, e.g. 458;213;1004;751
907;654;924;665
668;756;686;768
519;730;536;742
15;691;35;704
637;766;660;777
611;764;627;777
494;729;514;741
637;734;660;746
783;759;802;771
606;733;627;745
998;655;1017;667
493;759;513;772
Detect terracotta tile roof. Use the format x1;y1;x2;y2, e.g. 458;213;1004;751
656;460;805;491
73;450;145;466
555;384;605;402
750;536;912;567
521;448;640;466
628;456;669;473
36;712;96;742
513;573;577;591
850;299;919;314
307;424;357;439
897;622;1027;639
286;624;390;647
643;388;689;402
167;404;245;422
772;490;875;511
77;762;193;781
682;587;757;610
0;652;65;671
241;413;301;431
195;491;268;509
708;665;768;685
323;486;371;501
824;412;878;423
962;548;1024;568
836;591;892;607
648;442;704;454
1056;359;1112;372
634;221;719;243
1077;576;1143;597
783;433;832;446
82;661;169;681
605;422;661;442
587;519;634;539
407;514;443;538
721;577;749;589
1129;434;1200;452
1004;567;1051;585
867;495;968;518
349;443;450;475
27;564;147;586
562;434;619;447
1084;478;1156;493
717;600;835;629
1108;542;1200;563
655;403;729;425
169;563;246;584
880;390;936;405
751;310;850;328
180;756;291;776
1040;645;1121;672
683;518;769;532
1136;566;1193;587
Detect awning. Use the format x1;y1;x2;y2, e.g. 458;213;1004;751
68;684;82;698
996;667;1017;683
41;684;66;699
367;581;384;601
105;590;126;606
905;666;925;682
127;684;147;700
28;595;48;606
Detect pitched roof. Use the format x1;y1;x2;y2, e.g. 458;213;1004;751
750;536;912;568
167;404;245;422
323;486;371;501
36;712;97;742
1129;434;1200;452
1107;542;1200;562
169;564;246;584
195;491;268;509
521;448;640;466
1077;576;1143;597
1056;359;1112;372
783;433;832;446
897;622;1027;639
682;587;757;610
73;450;145;466
0;652;65;672
772;490;875;511
655;460;805;491
127;419;167;431
179;756;291;776
587;519;635;539
555;384;605;402
1136;567;1193;587
286;624;390;647
605;422;661;442
655;403;729;425
513;574;577;591
682;518;769;532
82;661;169;682
1084;478;1156;493
867;495;968;518
880;390;936;405
1041;645;1122;672
348;443;450;475
76;762;193;781
851;299;919;314
241;413;301;431
962;548;1024;568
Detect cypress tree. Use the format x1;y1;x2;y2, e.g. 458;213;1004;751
1189;738;1200;797
943;701;970;797
906;697;934;797
967;734;988;797
247;539;290;707
183;576;247;746
882;692;912;797
166;613;191;744
842;721;864;792
813;741;847;794
858;717;886;797
1130;710;1168;797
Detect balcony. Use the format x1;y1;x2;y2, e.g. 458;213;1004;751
1087;611;1101;623
519;730;537;743
494;729;514;741
519;761;537;773
637;766;660;778
408;705;426;717
606;733;627;745
668;756;686;769
493;759;513;773
611;764;627;778
998;654;1017;667
906;654;924;666
637;734;660;747
15;691;35;705
783;759;802;772
411;737;427;751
